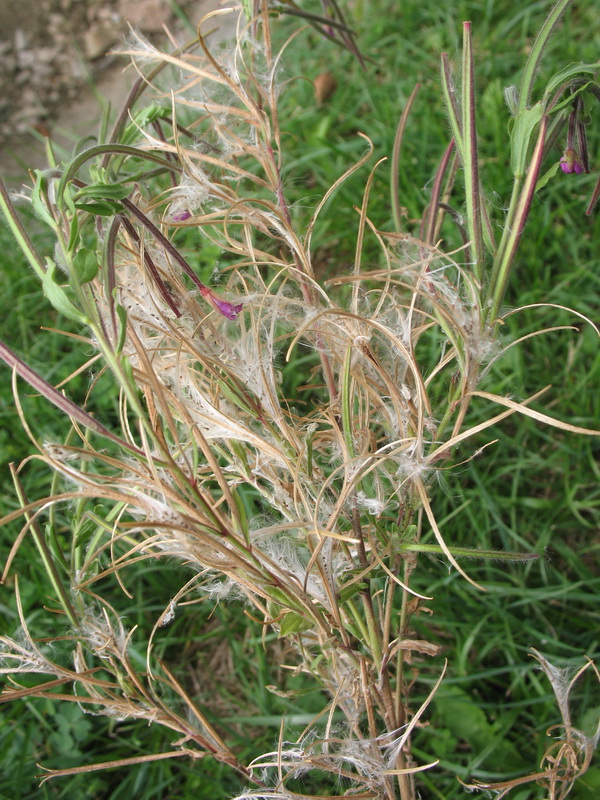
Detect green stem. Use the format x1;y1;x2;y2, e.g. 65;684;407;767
400;542;538;561
10;465;80;628
488;117;548;323
344;598;372;644
0;177;46;278
487;177;521;305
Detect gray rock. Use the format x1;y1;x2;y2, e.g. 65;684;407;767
83;20;123;60
119;0;173;33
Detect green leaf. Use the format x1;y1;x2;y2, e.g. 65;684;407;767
266;586;309;617
218;380;258;418
42;258;88;323
517;0;574;115
31;171;57;228
62;183;77;217
75;182;132;201
67;213;80;253
548;81;596;118
572;767;600;799
49;730;76;755
72;248;99;284
267;586;295;607
279;611;312;637
119;354;137;392
461;21;485;280
510;102;544;178
433;686;528;768
121;104;170;145
73;513;98;548
115;303;128;355
338;581;368;604
74;200;122;216
88;164;109;184
239;0;252;21
579;705;600;739
544;62;600;100
536;160;561;192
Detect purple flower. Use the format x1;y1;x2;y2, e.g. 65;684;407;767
210;296;244;320
560;148;584;175
199;285;243;320
172;210;192;221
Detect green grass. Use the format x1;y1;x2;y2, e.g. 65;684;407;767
1;1;599;797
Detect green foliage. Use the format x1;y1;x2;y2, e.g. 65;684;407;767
0;1;599;799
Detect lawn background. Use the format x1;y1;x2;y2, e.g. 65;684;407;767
0;1;599;797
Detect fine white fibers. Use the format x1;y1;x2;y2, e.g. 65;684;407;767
169;169;211;217
228;329;282;419
394;443;429;485
79;607;128;660
354;490;387;517
244;727;406;790
260;533;329;605
198;574;244;601
0;635;54;675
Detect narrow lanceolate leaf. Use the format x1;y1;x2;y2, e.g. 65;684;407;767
518;0;574;114
41;258;89;324
391;83;420;233
340;344;355;458
73;182;132;201
543;63;600;102
510;102;544;178
400;543;539;562
440;53;463;151
471;389;600;435
0;340;143;455
421;139;455;245
489;117;548;321
56;144;176;209
461;22;484;281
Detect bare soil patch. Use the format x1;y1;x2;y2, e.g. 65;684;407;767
0;0;236;184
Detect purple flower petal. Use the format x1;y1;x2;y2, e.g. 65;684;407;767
172;210;192;221
212;297;244;320
559;148;584;175
203;289;244;319
198;286;243;320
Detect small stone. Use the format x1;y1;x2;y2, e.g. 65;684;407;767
0;54;17;74
35;47;60;64
15;70;33;86
17;50;37;69
82;20;122;60
14;29;29;52
20;88;38;105
14;104;44;122
48;13;66;33
119;0;172;33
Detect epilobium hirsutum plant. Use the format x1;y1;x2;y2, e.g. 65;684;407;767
0;2;599;798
